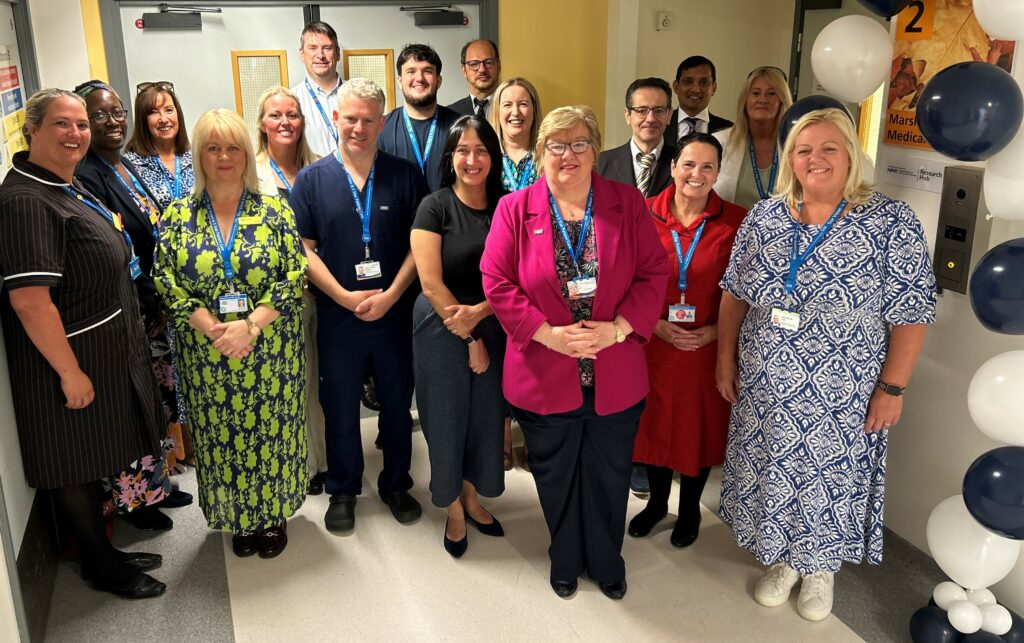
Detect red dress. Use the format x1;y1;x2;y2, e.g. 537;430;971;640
632;187;746;476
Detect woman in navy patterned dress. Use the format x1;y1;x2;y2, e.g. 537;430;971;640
715;109;936;622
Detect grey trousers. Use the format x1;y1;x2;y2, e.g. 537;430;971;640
303;290;327;477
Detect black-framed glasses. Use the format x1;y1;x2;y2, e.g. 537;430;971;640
748;66;788;82
463;58;499;71
89;109;127;124
628;106;671;118
136;81;175;95
545;140;592;156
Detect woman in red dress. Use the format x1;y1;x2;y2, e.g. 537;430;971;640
628;132;746;548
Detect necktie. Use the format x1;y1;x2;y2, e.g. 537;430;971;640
682;117;699;139
473;97;490;118
636;152;656;196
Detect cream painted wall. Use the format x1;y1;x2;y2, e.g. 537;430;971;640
0;527;20;643
28;0;90;89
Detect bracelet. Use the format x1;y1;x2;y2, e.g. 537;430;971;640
545;326;554;350
244;317;260;337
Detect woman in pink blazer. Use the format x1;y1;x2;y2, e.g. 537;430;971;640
481;105;667;601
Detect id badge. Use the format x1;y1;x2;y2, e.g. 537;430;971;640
668;304;696;323
355;260;382;281
128;255;142;281
219;292;249;314
770;307;800;331
567;276;597;300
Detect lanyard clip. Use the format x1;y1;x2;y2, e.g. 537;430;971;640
364;245;371;261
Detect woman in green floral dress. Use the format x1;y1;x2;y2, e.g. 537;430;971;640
154;108;308;559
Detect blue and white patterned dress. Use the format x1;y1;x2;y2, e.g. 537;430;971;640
718;192;936;575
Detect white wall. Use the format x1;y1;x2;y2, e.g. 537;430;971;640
0;526;19;643
28;0;89;89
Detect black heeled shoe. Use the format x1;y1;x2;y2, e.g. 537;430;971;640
599;579;628;600
550;578;578;599
443;518;468;558
670;513;701;548
465;512;504;537
628;505;667;538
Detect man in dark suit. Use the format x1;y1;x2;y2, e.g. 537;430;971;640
663;55;733;145
447;39;501;121
597;77;675;200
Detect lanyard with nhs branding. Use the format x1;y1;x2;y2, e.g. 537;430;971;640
98;157;159;240
62;186;142;280
748;136;779;201
402;108;438;173
304;78;339;144
502;154;533;190
667;219;707;322
269;158;291;190
205;190;250;313
549;188;596;300
335;152;383;281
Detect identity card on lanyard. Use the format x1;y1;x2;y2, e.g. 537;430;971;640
206;191;250;314
748;136;779;201
63;186;143;280
502;154;533;191
667;219;707;323
549;189;596;300
771;199;847;331
402;109;438;174
305;78;339;145
99;158;160;238
336;151;381;280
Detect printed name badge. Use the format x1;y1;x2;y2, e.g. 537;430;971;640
567;276;597;300
668;304;696;323
219;292;249;314
355;260;382;281
770;307;800;331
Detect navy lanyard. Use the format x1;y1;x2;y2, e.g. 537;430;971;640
62;186;139;277
269;158;291;190
670;218;708;293
335;151;376;259
401;109;438;173
304;78;339;144
98;157;159;240
502;154;533;190
748;136;779;201
548;188;594;274
785;200;848;294
204;190;247;283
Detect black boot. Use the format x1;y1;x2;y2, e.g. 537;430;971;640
671;467;711;548
628;465;673;537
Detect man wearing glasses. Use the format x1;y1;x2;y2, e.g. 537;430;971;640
598;77;675;199
291;21;343;157
663;55;733;145
447;39;501;121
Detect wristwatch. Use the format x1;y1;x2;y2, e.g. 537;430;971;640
613;321;626;344
875;380;905;396
463;330;482;345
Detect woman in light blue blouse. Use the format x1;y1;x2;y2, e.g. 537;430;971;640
124;82;196;213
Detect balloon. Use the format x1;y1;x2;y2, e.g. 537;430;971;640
910;606;963;643
811;16;893;103
970;241;1024;335
974;0;1024;41
779;95;853;147
969;351;1024;444
981;604;1013;636
960;632;1006;643
949;601;984;634
966;588;998;607
1005;611;1024;643
984;127;1024;222
857;0;911;18
926;495;1021;589
916;62;1024;161
935;581;969;610
963;447;1024;539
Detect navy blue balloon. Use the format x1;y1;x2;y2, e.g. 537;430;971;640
916;62;1024;161
1004;611;1024;643
857;0;911;17
910;606;961;643
960;633;1005;643
963;446;1024;539
779;95;853;147
969;238;1024;335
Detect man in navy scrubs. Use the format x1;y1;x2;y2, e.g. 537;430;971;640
377;43;461;193
291;78;428;532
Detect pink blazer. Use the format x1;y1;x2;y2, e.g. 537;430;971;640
481;173;668;416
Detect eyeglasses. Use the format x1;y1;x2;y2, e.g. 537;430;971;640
136;81;175;95
545;140;592;156
89;109;127;124
462;58;499;71
628;106;671;118
748;66;788;82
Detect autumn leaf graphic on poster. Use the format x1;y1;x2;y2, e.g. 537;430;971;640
885;0;1015;150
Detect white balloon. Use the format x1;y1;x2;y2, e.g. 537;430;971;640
967;588;998;607
926;495;1021;590
933;581;968;609
974;0;1024;41
984;129;1024;221
811;15;893;103
948;600;984;634
968;351;1024;445
982;604;1013;635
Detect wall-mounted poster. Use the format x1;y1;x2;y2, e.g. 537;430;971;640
885;0;1014;150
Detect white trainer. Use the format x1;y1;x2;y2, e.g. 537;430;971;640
754;562;801;607
797;571;835;621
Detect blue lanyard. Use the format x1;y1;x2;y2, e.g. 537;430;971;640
204;190;247;283
268;158;291;190
786;200;848;294
304;78;339;144
98;157;159;240
548;188;594;273
670;218;708;293
153;155;182;201
62;186;139;276
335;151;376;258
401;108;438;173
748;137;779;201
502;154;533;190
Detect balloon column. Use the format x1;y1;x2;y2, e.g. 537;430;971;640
857;0;911;18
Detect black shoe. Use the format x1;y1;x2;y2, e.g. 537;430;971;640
443;519;468;558
122;506;173;531
670;513;701;548
91;571;166;599
258;524;288;559
599;579;628;600
381;491;421;524
232;531;259;558
361;377;382;412
159;489;193;508
628;505;667;538
466;512;504;537
325;494;356;532
307;474;324;496
550;578;578;599
120;551;162;573
629;465;650;498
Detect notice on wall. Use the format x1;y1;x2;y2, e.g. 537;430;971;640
882;156;946;193
885;0;1014;151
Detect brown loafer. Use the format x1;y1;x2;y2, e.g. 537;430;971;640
503;451;513;471
258;524;288;559
232;530;258;558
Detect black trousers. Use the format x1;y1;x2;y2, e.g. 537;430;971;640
512;390;645;583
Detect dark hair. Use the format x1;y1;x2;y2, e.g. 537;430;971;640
675;55;717;83
460;38;500;63
440;115;507;207
673;132;723;166
300;21;339;52
625;77;672;109
397;43;442;75
124;84;190;156
72;79;116;99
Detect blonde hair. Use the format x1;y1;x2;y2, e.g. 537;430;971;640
725;66;793;158
23;89;85;145
254;86;319;169
337;77;386;115
534;105;602;172
190;109;261;197
772;108;873;209
490;77;542;150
